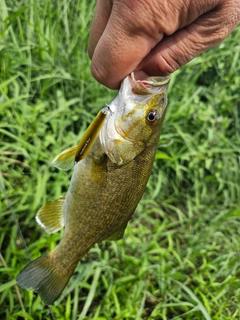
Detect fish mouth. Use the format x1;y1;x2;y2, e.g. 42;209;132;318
130;72;170;95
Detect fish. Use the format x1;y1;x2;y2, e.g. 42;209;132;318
16;73;170;305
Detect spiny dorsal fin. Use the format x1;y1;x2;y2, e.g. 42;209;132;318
36;196;65;234
51;147;76;171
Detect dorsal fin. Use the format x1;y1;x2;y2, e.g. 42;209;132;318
36;196;65;234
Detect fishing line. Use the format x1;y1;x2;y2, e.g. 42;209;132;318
0;173;56;320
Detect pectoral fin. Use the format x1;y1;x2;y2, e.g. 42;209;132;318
51;108;107;170
51;147;76;171
36;196;65;234
75;108;107;163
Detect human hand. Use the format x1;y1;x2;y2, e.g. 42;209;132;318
88;0;240;89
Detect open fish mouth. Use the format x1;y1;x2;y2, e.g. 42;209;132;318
130;72;170;95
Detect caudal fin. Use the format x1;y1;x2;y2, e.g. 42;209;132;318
17;253;73;305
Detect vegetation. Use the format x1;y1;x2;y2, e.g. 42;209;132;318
0;1;239;319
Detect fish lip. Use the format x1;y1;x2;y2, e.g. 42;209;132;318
130;71;170;85
130;72;170;95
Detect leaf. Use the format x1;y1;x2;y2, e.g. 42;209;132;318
0;279;16;293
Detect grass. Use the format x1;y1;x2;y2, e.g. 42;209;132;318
0;1;240;319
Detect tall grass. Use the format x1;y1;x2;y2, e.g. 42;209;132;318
0;1;240;319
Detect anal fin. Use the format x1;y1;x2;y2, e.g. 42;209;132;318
36;196;65;234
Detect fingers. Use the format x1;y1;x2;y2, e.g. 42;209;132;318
89;0;220;88
88;0;112;59
89;0;240;89
89;1;163;89
136;4;240;76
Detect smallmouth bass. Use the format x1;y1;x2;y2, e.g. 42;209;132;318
17;73;170;305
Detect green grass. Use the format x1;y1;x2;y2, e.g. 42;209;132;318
0;1;240;319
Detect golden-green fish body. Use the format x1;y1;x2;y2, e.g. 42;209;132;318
17;74;169;305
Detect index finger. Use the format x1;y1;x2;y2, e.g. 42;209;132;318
89;1;163;89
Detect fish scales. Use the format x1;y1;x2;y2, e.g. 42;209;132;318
16;74;170;305
55;139;157;267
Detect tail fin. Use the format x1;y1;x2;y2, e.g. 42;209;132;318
16;253;73;305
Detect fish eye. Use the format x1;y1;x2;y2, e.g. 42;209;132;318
146;110;159;125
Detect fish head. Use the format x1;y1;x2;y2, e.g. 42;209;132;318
100;73;170;165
